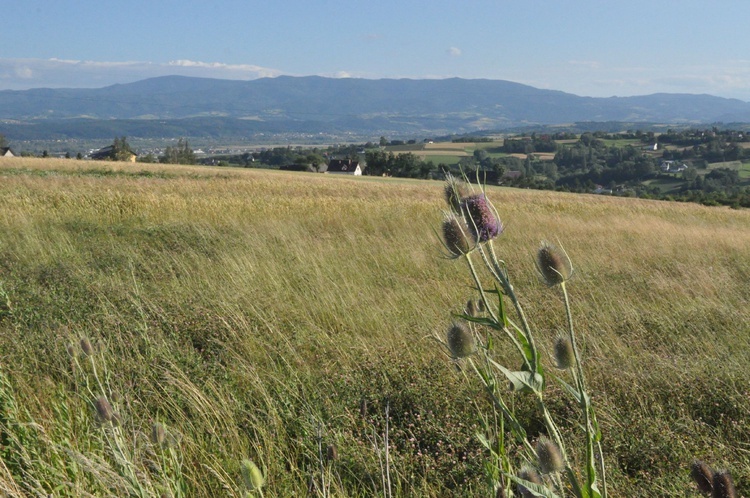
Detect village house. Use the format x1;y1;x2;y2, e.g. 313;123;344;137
326;159;363;175
90;145;137;162
660;160;687;173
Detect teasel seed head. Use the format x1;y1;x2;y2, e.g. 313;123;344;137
465;299;477;317
151;422;167;447
326;444;338;462
553;335;575;370
94;396;115;423
712;470;736;498
690;460;713;494
536;436;565;474
80;337;94;356
517;466;543;498
536;242;573;286
442;212;472;257
494;479;506;498
461;194;503;243
240;459;265;492
444;173;468;213
446;322;476;359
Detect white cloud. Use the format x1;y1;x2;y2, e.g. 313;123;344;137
0;58;283;90
447;47;462;57
14;66;33;79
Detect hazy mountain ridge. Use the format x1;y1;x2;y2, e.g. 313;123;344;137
1;75;750;138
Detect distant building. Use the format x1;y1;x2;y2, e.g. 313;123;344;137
90;144;137;162
327;159;363;175
660;160;687;173
0;147;15;157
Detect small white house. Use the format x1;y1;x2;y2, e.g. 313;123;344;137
0;147;15;157
660;160;687;173
327;159;363;175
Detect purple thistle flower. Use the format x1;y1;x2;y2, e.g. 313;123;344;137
461;194;502;243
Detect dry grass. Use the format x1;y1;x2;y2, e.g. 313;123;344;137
0;157;749;496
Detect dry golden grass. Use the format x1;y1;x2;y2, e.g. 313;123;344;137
0;157;749;496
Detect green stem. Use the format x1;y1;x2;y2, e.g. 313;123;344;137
484;243;540;373
463;253;527;363
561;282;605;497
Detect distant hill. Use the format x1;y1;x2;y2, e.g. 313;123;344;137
1;75;750;139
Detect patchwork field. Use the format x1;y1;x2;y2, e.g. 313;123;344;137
0;157;749;496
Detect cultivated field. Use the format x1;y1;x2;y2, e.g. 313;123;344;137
0;157;749;496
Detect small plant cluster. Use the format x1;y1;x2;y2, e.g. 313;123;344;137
437;173;606;497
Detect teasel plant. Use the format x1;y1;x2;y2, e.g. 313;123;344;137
434;173;607;498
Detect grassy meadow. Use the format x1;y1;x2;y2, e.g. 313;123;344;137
1;157;749;496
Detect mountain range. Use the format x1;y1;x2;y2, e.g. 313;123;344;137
2;75;750;140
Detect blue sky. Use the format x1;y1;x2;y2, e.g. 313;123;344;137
3;0;750;101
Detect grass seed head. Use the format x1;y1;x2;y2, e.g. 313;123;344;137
446;322;476;359
712;470;736;498
554;335;575;370
536;436;565;474
442;213;472;257
94;396;115;423
537;242;573;286
240;459;265;492
462;194;502;243
690;460;713;494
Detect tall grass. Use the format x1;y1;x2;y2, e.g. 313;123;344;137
0;157;749;496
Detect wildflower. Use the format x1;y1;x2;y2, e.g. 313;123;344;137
712;470;736;498
240;459;265;492
690;460;713;494
442;213;472;256
553;336;575;370
446;322;475;359
94;396;115;423
444;174;468;213
536;242;573;286
461;194;502;243
536;437;564;474
517;466;543;498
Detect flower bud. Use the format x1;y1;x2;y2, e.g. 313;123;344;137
536;242;573;286
461;194;502;243
712;470;736;498
80;337;94;357
446;322;475;359
442;213;472;256
517;466;543;498
444;174;468;213
326;444;338;462
94;396;114;423
536;437;564;474
151;422;167;447
690;460;713;494
240;459;265;492
553;336;575;370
